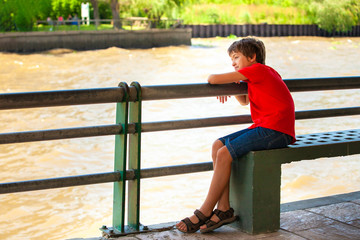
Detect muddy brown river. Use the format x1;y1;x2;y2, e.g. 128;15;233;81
0;37;359;239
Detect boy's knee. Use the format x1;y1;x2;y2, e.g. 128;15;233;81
216;146;232;164
212;140;224;151
212;140;224;159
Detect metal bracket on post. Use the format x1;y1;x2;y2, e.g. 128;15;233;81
101;82;129;238
127;82;143;232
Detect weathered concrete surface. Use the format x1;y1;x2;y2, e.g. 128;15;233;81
72;192;360;240
0;29;192;53
70;226;308;240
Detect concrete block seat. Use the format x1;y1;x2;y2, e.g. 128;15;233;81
229;129;360;234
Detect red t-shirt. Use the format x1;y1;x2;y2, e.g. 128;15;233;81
238;63;296;142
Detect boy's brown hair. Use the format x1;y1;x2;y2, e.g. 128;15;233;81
227;37;266;65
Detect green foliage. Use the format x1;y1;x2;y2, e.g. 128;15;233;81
123;0;180;19
0;0;112;32
181;0;360;31
63;0;112;20
15;7;33;31
0;0;50;31
36;23;114;31
195;0;294;7
313;1;352;32
241;11;252;24
1;0;359;32
296;0;360;32
98;1;112;19
0;0;14;31
37;0;53;20
180;3;307;24
182;5;239;24
120;0;183;27
51;0;83;19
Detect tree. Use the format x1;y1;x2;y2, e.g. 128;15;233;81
110;0;122;29
129;0;181;28
90;0;100;27
0;0;14;31
296;0;360;33
51;0;82;21
311;0;353;32
0;0;51;31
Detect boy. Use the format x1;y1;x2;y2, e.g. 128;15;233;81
176;37;295;233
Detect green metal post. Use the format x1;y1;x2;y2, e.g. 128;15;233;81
128;82;142;230
112;82;129;233
229;151;282;234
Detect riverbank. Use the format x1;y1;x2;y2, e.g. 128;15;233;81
1;24;360;53
184;24;360;38
0;29;192;53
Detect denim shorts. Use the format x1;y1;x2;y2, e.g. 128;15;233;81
219;127;292;161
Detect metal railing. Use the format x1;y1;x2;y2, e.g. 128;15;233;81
36;18;183;31
0;76;360;236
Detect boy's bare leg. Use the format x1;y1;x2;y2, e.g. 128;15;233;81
216;182;230;209
198;145;232;229
212;140;231;212
176;140;233;232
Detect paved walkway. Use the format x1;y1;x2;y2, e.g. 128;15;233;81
73;191;360;240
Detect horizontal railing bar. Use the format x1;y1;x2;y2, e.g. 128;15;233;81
140;83;247;101
141;115;252;132
140;77;360;101
140;162;213;179
0;162;212;194
0;87;125;110
141;107;360;133
0;171;125;194
295;107;360;120
0;107;358;144
0;77;359;110
285;76;360;92
0;125;122;144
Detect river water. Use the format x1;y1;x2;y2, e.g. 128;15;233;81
0;37;359;240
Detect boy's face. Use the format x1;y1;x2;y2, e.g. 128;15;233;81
229;51;256;71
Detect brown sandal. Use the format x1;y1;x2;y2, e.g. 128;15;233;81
200;208;237;233
177;209;210;233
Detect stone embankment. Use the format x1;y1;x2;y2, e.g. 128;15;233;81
0;29;192;53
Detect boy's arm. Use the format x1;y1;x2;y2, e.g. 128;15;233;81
235;95;249;106
208;71;249;105
207;71;247;84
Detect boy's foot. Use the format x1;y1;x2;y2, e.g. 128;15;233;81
176;209;211;233
200;208;237;233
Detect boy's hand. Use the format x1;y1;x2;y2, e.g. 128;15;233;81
217;96;231;104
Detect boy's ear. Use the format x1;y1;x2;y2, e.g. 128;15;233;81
249;54;257;63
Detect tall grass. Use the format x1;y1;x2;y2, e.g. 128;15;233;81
192;0;293;7
181;3;310;24
35;24;115;32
